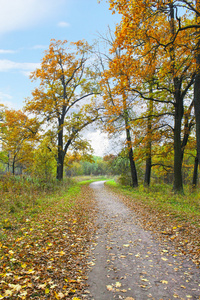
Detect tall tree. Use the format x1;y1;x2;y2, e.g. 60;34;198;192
25;39;100;180
97;36;138;187
194;0;200;164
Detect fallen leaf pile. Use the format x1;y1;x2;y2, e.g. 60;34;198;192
0;185;96;299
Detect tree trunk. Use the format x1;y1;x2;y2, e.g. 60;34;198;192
127;130;138;187
144;97;153;187
194;64;200;163
121;88;138;187
57;157;64;180
125;113;138;187
144;156;151;187
192;155;198;188
194;0;200;164
7;153;10;173
56;118;64;181
169;2;184;193
12;160;15;175
173;99;184;193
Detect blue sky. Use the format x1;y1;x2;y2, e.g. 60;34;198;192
0;0;120;110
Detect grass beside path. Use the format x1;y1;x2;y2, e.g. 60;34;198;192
0;175;97;299
106;180;200;266
74;175;108;185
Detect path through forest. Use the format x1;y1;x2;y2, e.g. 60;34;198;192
86;181;200;300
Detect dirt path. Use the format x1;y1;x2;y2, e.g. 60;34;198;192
86;181;200;300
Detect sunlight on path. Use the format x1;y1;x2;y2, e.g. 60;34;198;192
87;181;200;300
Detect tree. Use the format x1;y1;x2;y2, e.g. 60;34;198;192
95;32;138;187
194;0;200;165
29;136;57;181
25;39;100;180
0;109;39;175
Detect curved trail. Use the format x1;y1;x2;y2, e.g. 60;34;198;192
87;181;200;300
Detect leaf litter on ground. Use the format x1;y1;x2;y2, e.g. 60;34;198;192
0;178;97;299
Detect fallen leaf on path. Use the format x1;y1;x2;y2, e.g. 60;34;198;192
4;290;13;297
106;285;113;291
160;280;168;284
161;257;168;261
115;282;122;287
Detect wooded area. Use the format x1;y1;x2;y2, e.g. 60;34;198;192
0;0;200;193
0;1;200;299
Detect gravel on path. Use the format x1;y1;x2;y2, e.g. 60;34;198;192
87;181;200;300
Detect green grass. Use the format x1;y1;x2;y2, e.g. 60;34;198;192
76;176;110;185
105;179;118;187
0;175;76;233
105;180;200;223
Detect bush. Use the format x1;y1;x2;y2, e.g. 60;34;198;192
117;173;132;186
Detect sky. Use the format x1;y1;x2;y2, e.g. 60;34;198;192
0;0;121;156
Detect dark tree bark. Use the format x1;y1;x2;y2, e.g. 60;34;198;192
192;155;198;188
126;127;138;188
194;45;200;164
144;97;153;187
56;154;64;180
170;2;184;193
124;108;138;187
173;95;184;192
56;117;65;180
145;155;151;187
194;0;200;165
12;160;15;175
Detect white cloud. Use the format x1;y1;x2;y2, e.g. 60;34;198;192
0;100;21;110
58;21;70;28
0;92;18;109
86;130;110;157
0;91;12;100
0;0;65;34
31;45;48;50
0;59;40;72
21;71;34;77
0;49;16;54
